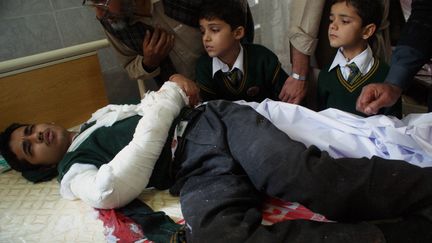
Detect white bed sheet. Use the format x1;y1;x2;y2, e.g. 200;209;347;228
0;170;183;243
0;170;105;242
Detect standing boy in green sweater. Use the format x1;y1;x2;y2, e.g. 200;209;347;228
196;0;288;102
317;0;401;117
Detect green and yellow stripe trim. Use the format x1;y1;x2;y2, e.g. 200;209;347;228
336;58;380;93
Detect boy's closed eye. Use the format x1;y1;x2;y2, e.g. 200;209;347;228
23;125;34;156
24;124;33;136
341;18;351;24
23;140;32;156
210;27;220;33
199;26;222;35
329;15;353;25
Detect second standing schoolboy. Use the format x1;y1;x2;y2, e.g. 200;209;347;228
196;1;288;102
317;0;401;117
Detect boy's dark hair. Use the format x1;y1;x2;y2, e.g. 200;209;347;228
0;123;41;172
331;0;383;28
199;0;246;30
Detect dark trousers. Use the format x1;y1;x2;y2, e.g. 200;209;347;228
174;100;432;243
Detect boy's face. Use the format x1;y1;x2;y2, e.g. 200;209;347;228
328;2;368;50
9;123;73;167
199;18;243;61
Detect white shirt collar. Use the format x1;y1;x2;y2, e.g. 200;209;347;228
328;45;374;75
212;45;244;77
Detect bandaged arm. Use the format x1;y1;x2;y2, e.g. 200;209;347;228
60;82;188;209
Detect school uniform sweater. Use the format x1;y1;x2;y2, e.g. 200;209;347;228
317;58;401;117
196;44;287;102
57;115;175;190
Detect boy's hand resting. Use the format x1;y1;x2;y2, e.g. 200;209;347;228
169;74;200;106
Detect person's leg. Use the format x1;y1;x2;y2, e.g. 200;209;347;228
176;101;384;242
375;214;432;243
204;100;432;221
176;100;432;242
180;173;384;243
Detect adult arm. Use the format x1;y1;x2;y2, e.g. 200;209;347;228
356;0;432;115
386;0;432;89
279;0;325;104
61;81;188;209
278;46;309;103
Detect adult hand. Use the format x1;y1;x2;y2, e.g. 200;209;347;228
278;76;307;104
142;27;175;70
170;74;200;107
356;83;402;115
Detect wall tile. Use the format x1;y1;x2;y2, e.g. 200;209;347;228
55;7;105;46
0;0;144;102
50;0;82;10
102;67;141;104
97;47;122;72
0;14;62;61
0;0;52;18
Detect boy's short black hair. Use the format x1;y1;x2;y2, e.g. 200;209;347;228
331;0;383;28
199;0;246;30
0;123;41;172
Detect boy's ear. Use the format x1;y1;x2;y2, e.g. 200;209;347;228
362;23;377;40
233;26;245;40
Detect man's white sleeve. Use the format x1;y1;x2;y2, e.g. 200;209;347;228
288;0;325;55
61;82;188;209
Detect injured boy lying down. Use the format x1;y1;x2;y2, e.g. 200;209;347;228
1;74;432;242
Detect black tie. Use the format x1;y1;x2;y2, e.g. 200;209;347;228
347;63;361;83
224;68;242;87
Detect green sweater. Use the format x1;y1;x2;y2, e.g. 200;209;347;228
57;115;175;190
317;58;402;117
196;43;287;102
